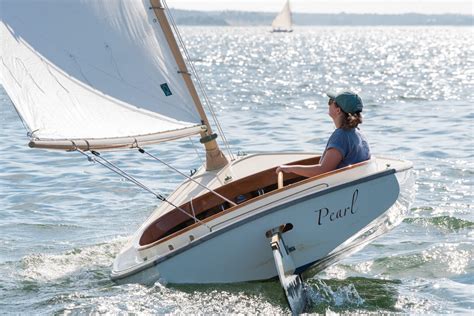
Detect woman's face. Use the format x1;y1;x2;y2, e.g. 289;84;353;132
328;99;341;121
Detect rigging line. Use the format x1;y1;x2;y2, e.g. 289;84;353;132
91;151;212;230
189;62;235;160
162;0;235;160
77;149;158;196
171;33;234;160
180;50;232;158
104;43;124;82
87;150;212;230
76;149;211;230
69;54;92;87
185;57;235;160
138;147;237;207
188;136;204;165
182;52;234;159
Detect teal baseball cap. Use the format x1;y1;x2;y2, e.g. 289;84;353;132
327;91;363;114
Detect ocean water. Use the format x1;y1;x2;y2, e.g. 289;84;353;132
1;26;473;314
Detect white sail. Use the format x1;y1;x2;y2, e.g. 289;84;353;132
0;0;204;150
271;0;293;32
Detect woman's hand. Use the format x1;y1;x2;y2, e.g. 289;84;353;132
276;149;342;178
276;165;292;174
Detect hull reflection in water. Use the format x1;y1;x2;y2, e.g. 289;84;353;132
111;153;414;285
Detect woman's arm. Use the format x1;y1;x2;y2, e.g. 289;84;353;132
276;148;343;178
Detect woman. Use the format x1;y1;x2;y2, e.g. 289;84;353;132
276;91;371;177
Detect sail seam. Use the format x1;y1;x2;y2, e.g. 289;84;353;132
46;62;69;93
0;58;22;88
35;47;196;124
4;17;201;126
15;58;46;94
105;43;125;82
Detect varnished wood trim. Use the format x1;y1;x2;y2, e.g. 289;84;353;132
113;167;397;281
139;158;372;249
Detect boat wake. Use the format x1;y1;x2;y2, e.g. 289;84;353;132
304;277;400;313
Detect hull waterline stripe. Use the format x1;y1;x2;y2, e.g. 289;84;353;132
111;168;397;281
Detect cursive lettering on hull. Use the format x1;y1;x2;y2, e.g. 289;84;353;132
316;189;359;226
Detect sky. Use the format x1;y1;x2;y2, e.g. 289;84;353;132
167;0;473;15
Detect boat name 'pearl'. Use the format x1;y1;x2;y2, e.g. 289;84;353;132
315;189;359;225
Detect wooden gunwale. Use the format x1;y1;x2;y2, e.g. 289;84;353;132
138;157;372;250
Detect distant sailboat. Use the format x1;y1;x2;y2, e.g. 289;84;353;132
272;0;293;33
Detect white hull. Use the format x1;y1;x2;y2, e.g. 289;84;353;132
111;153;413;284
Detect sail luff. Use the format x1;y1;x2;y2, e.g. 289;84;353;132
149;0;228;170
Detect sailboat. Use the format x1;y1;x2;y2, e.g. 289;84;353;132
271;0;293;33
1;0;414;313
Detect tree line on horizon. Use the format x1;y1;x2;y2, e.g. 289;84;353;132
170;9;473;26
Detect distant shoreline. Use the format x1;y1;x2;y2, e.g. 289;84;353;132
170;9;474;26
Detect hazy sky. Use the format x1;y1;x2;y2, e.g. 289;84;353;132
167;0;473;15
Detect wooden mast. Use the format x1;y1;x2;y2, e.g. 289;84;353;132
149;0;228;171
